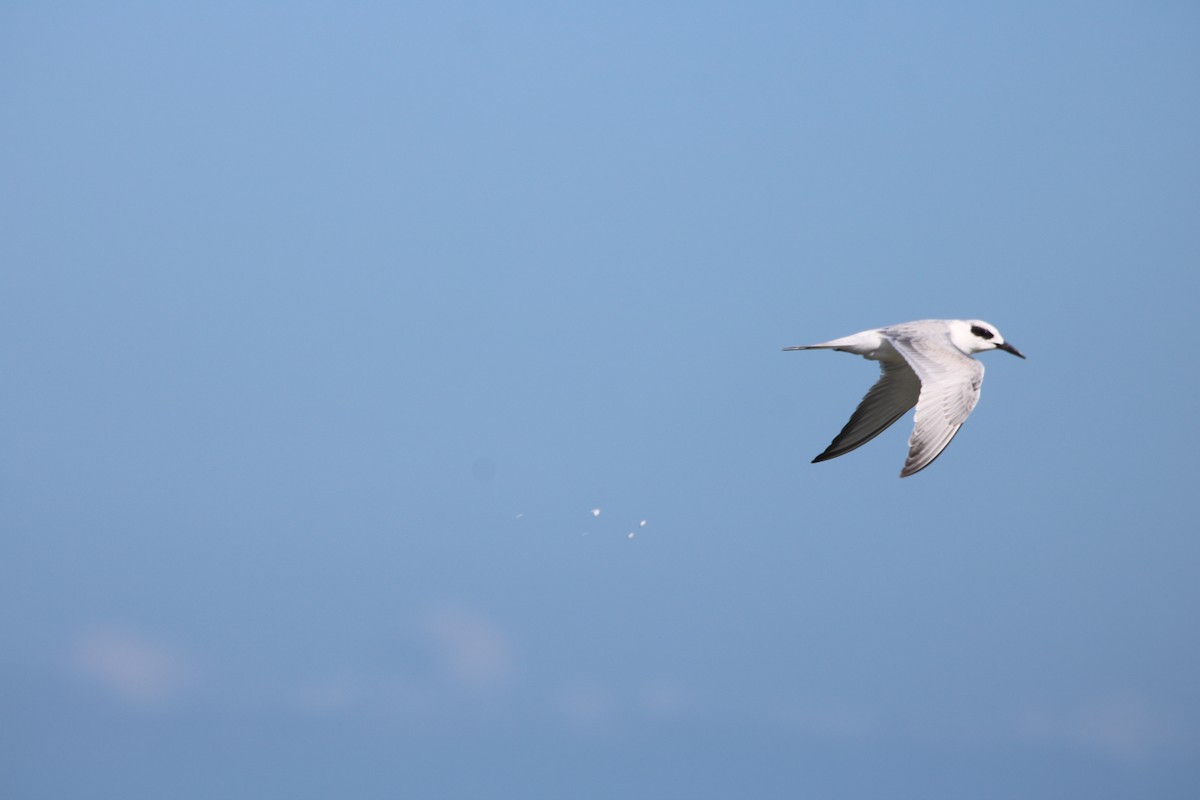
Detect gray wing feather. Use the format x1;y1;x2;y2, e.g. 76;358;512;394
888;333;985;477
813;357;921;463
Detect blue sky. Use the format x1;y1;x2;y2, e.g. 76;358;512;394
3;2;1199;798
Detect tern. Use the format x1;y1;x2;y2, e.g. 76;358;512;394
784;319;1025;477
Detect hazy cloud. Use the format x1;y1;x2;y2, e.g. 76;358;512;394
770;696;881;741
68;627;199;708
1015;694;1182;760
421;605;517;692
553;680;615;729
639;681;692;718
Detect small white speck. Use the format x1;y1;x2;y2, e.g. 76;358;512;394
627;532;635;540
515;513;524;519
591;508;601;517
639;519;647;527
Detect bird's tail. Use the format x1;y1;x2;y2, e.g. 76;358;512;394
782;331;883;355
781;336;860;352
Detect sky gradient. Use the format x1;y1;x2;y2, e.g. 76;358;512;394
3;2;1199;798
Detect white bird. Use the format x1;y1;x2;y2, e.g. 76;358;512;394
784;319;1025;477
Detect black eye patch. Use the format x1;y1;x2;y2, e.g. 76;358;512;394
970;325;994;340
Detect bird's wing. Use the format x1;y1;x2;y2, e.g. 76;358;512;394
812;356;921;463
889;333;985;477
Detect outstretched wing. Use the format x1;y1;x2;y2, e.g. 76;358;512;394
889;334;985;477
812;356;921;463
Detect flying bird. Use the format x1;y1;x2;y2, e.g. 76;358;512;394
784;319;1025;477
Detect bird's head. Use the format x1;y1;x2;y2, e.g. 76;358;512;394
953;319;1025;359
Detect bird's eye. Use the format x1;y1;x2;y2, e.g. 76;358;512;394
970;325;994;340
